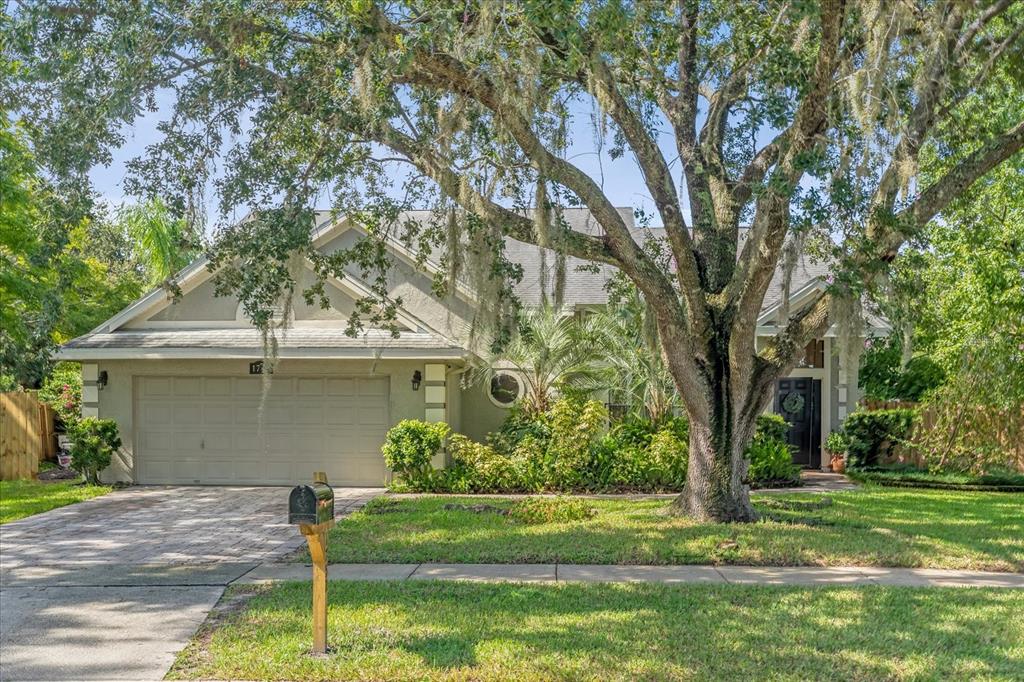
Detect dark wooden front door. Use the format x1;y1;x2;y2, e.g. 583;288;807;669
775;378;821;467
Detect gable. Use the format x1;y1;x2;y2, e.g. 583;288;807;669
138;266;358;327
102;216;473;345
89;210;871;345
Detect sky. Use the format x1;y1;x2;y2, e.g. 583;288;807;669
86;95;689;234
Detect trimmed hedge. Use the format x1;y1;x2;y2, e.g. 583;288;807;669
847;466;1024;492
842;408;917;469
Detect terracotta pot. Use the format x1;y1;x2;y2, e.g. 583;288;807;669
829;453;846;474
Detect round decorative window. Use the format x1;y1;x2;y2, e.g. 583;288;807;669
489;372;522;408
782;391;805;414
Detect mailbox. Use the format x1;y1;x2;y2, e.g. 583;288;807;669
288;482;335;526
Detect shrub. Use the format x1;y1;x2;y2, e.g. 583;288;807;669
38;362;83;426
422;407;690;494
584;414;688;491
382;420;450;487
546;398;608;488
755;413;790;443
825;430;847;454
647;428;689;486
67;417;121;484
746;437;800;486
508;496;596;524
842;409;917;469
447;434;521;492
489;405;552;453
860;335;945;401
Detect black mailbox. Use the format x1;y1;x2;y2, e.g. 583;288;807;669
288;482;335;525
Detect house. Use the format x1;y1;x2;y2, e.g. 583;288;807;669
58;209;886;485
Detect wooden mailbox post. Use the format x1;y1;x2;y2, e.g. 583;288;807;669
288;471;335;654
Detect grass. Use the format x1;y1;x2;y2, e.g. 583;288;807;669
846;467;1024;491
0;478;110;524
169;581;1024;681
317;488;1024;571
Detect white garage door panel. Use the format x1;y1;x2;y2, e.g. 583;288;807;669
135;376;390;485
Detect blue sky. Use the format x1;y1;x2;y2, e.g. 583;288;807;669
86;96;688;233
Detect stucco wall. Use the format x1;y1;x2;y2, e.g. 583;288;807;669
141;268;356;325
146;280;238;322
457;379;508;442
320;229;478;343
94;358;434;484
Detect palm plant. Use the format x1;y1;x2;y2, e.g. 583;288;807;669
597;284;680;422
117;198;196;286
485;303;608;416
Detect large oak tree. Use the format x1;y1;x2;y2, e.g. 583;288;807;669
5;0;1023;520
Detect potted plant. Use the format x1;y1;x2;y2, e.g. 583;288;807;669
825;431;848;473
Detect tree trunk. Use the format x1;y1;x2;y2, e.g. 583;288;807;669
664;327;762;523
671;410;758;522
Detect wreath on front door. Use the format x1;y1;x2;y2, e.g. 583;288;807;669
782;391;805;414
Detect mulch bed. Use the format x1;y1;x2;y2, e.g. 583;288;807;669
37;466;81;481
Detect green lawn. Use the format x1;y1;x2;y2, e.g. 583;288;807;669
318;488;1024;571
169;581;1024;681
0;479;110;524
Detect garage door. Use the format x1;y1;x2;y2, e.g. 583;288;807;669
134;376;390;485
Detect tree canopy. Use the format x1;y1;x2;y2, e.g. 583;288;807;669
4;0;1022;520
0;121;198;387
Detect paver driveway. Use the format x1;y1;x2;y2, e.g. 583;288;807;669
0;485;379;567
0;485;381;681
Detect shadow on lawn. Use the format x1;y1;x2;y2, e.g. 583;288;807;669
196;580;1024;680
321;492;1024;571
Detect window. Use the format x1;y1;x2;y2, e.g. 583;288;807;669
489;371;522;408
799;339;825;368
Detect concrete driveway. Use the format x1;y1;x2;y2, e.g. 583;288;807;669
0;485;380;681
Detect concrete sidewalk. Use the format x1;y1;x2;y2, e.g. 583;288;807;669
238;562;1024;588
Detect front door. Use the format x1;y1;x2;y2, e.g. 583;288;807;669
775;378;821;467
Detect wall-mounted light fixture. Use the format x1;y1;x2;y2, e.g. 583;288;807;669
97;371;108;389
411;370;422;391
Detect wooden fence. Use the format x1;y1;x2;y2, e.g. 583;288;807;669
860;399;1024;472
0;391;57;480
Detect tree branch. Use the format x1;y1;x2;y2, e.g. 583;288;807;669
728;0;848;324
377;123;619;266
888;118;1024;254
573;39;708;333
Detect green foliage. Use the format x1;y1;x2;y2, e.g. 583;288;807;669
825;431;847;454
590;415;690;491
409;402;689;493
846;465;1024;492
842;409;918;470
67;417;121;485
745;438;801;486
381;420;450;486
446;434;520;493
117;199;196;286
755;414;790;443
483;304;608;416
508;497;597;525
598;275;680;421
859;335;945;401
545;398;608;488
37;362;82;425
740;414;800;486
0;121;196;388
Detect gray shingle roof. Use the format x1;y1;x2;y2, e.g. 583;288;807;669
66;209;879;357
